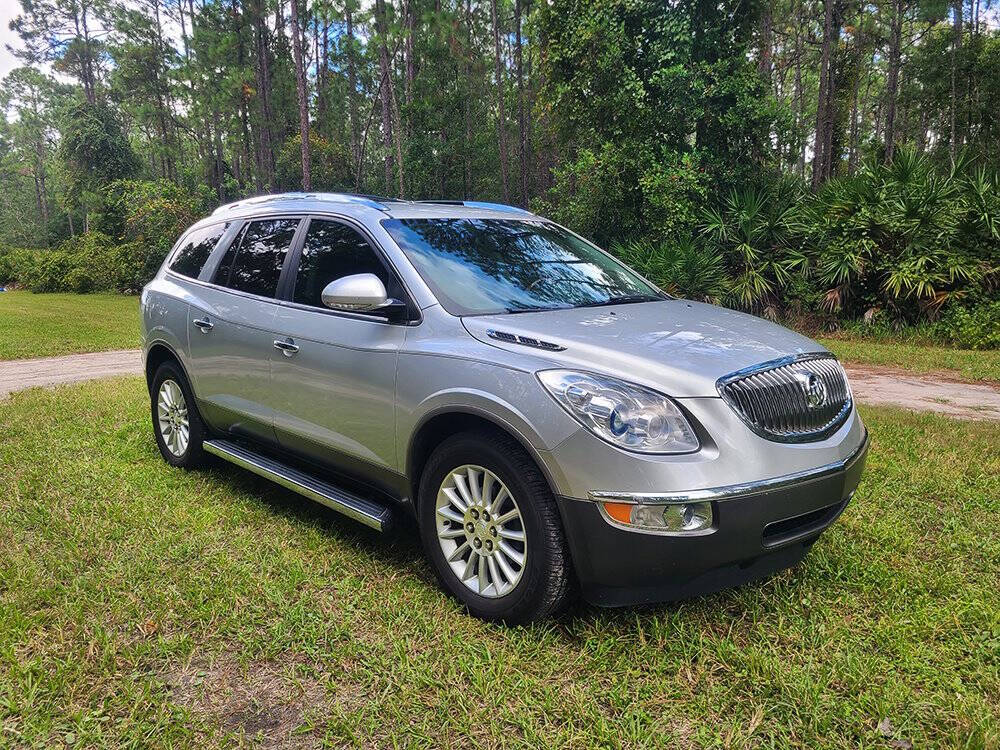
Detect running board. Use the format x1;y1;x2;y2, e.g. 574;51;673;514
203;439;393;532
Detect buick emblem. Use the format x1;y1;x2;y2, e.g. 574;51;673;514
794;370;827;409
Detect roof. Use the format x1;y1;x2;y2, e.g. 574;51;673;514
208;192;537;222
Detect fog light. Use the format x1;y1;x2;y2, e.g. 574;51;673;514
662;502;712;532
600;499;714;534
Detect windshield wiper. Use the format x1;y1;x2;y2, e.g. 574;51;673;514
577;294;662;308
503;305;572;314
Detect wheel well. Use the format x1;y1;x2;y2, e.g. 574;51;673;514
407;411;555;509
145;343;181;391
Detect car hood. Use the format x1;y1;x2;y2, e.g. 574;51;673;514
461;299;827;397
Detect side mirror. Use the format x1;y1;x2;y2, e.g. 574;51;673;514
320;273;404;317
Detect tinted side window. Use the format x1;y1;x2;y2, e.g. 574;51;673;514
169;223;228;278
217;218;300;298
292;219;398;308
212;225;243;287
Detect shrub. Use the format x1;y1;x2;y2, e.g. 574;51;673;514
699;177;808;316
5;232;155;294
533;143;654;245
20;250;75;292
610;237;729;303
638;151;710;242
936;300;1000;349
98;179;212;265
800;149;999;322
0;247;39;286
63;265;100;293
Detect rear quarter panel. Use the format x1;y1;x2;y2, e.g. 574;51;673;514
141;276;192;373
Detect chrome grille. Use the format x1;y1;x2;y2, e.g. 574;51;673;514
717;354;852;442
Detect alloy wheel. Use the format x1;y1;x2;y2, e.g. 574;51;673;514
157;379;190;457
435;464;527;598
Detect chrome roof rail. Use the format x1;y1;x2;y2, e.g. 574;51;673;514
415;199;535;216
211;192;392;216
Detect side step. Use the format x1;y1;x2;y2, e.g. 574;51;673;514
203;439;393;532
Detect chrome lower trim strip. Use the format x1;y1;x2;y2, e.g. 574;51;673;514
588;431;869;505
204;439;391;531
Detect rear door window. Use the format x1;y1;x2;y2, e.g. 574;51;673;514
213;218;300;298
169;223;229;279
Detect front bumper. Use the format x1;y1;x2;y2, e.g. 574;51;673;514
557;432;869;607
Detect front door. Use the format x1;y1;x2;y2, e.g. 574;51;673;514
187;217;303;444
270;217;407;482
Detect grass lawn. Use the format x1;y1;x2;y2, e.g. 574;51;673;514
818;335;1000;383
1;378;998;748
0;291;140;360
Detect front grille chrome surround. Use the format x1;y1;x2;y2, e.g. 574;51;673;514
717;353;853;443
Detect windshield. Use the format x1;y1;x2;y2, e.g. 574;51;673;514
381;218;664;316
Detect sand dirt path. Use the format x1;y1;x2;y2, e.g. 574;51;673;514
0;350;142;399
2;349;998;421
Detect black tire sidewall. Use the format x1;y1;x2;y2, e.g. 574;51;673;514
150;362;205;469
418;431;568;623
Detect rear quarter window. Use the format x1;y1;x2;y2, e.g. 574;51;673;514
168;223;229;279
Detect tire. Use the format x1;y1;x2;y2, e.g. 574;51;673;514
150;361;207;469
417;429;573;624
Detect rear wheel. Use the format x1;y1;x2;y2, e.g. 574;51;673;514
418;429;573;623
151;361;206;469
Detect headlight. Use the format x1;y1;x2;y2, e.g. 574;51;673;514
537;370;699;453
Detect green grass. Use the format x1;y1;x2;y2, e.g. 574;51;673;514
2;378;998;748
0;291;139;360
818;335;1000;383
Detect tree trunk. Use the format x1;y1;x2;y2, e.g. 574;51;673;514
345;2;361;188
462;0;472;197
76;3;97;105
821;1;844;179
374;0;396;194
289;0;311;190
490;0;510;201
812;0;834;187
178;0;190;61
758;2;773;80
794;0;805;177
252;0;277;191
405;0;415;108
318;15;329;125
949;0;963;162
75;4;96;104
515;0;529;207
36;152;49;231
213;107;226;199
389;66;406;197
884;0;904;162
233;0;256;191
314;14;324;125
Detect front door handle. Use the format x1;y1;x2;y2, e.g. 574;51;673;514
273;338;300;356
193;318;214;332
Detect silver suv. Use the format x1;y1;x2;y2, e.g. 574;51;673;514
141;193;868;623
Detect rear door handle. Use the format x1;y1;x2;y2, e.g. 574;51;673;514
193;318;214;332
273;339;299;356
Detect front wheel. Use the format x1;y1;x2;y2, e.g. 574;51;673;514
417;429;573;623
150;361;207;469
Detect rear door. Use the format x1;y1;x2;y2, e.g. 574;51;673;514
269;216;409;481
187;216;303;444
